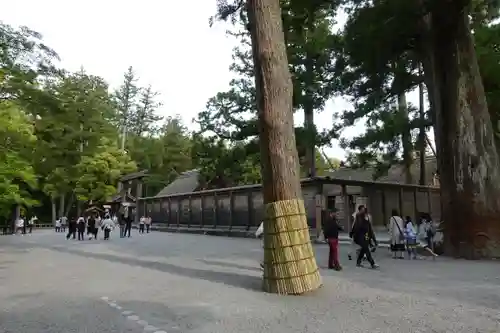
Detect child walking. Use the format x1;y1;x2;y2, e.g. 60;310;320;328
404;216;418;259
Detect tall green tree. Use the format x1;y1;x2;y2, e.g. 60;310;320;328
129;85;163;136
35;69;117;217
200;0;340;182
0;102;38;219
114;66;140;150
74;138;137;202
336;0;500;257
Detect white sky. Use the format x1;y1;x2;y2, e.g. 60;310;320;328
2;0;422;159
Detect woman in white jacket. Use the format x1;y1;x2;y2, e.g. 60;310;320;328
389;209;406;259
101;215;114;240
389;209;405;259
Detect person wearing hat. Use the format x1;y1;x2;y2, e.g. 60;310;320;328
323;208;343;271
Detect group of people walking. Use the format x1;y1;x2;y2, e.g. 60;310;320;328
388;210;438;259
324;205;379;271
59;207;152;241
322;205;438;271
62;213;116;241
13;215;37;235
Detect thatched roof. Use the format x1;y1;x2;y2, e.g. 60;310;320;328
155;169;200;197
326;156;437;185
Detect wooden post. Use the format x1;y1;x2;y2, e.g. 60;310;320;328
134;181;143;225
315;194;323;240
229;192;235;230
176;199;180;228
187;196;192;228
413;189;418;221
200;196;205;228
427;189;433;217
342;185;350;231
398;188;404;217
167;198;172;226
247;191;254;231
381;190;387;227
213;192;218;229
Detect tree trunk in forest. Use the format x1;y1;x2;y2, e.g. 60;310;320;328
247;0;322;294
58;194;65;219
422;1;500;258
398;92;413;184
418;66;427;185
64;192;74;217
304;12;316;178
51;197;56;226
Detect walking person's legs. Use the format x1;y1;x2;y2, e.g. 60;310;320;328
357;245;377;268
348;240;356;260
356;246;367;266
328;238;341;270
146;225;150;233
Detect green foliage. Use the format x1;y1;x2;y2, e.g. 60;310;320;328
127;116;193;196
476;23;500;149
335;0;500;173
191;135;261;188
0;102;38;217
74;139;137;202
197;0;343;184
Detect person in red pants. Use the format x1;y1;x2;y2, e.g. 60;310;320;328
323;208;343;271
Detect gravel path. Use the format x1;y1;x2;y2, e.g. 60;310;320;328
0;230;498;333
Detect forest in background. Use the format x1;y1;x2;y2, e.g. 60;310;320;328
2;0;500;222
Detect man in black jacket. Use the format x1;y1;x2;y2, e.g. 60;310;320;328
323;208;343;271
351;207;379;269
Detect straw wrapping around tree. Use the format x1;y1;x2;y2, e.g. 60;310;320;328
262;199;322;294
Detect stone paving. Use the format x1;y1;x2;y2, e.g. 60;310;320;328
0;230;499;333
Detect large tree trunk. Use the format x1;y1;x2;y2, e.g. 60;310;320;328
303;12;316;178
423;1;500;258
418;65;426;185
51;197;56;226
247;0;321;294
398;92;413;184
58;194;65;219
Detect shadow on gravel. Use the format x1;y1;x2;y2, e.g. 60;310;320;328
44;245;263;292
197;259;262;272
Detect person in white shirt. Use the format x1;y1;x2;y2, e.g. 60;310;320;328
101;215;114;240
255;221;264;269
55;218;61;232
60;216;67;232
16;216;25;235
28;216;36;234
76;216;86;240
389;209;406;259
139;216;146;234
145;216;152;233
